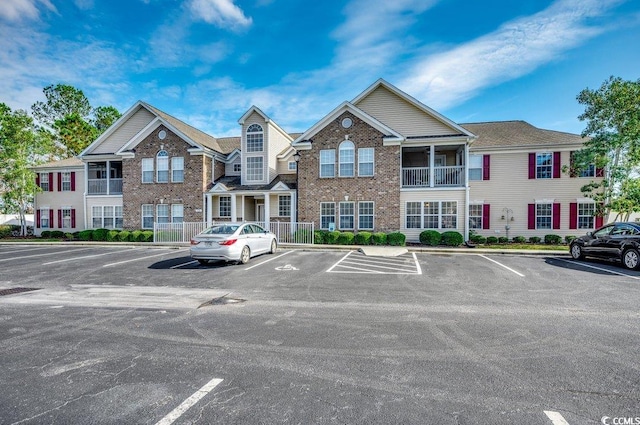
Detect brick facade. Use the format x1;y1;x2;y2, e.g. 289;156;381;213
122;125;207;229
297;112;401;232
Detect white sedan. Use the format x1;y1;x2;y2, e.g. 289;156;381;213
190;223;277;265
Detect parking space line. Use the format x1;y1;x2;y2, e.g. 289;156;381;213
413;253;422;275
155;377;223;425
327;251;353;272
335;263;385;273
102;249;185;267
342;259;417;272
328;251;421;274
555;258;640;280
170;260;199;269
0;246;57;255
478;254;525;277
544;410;570;425
0;247;95;263
42;248;144;265
243;249;295;270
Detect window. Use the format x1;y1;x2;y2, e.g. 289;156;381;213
115;206;123;228
61;208;72;229
320;150;335;178
339;141;355;177
171;157;184;182
219;196;231;217
39;173;49;191
246;157;263;181
358;148;374;177
171;204;184;223
40;208;50;229
142;158;154;183
246;124;264;152
61;172;71;191
423;202;439;229
92;206;102;228
288;161;297;171
536;153;553;179
469;204;483;229
579;164;596;178
339;202;354;229
156;150;169;183
279;195;291;217
233;163;242;173
536;203;552;229
578;203;595;229
469;155;483;181
406;202;422;228
91;205;122;229
156;204;169;224
358;202;374;230
142;204;154;229
103;206;114;228
320;202;335;230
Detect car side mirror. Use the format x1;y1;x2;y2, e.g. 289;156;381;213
587;231;593;237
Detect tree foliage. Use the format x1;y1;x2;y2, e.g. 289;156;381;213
573;76;640;218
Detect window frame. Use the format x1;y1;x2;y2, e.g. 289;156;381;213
536;153;553;179
358;147;374;177
61;172;72;191
536;203;552;229
246;157;263;181
319;149;335;178
577;202;595;229
219;196;231;217
171;157;184;183
142;204;154;229
61;207;72;229
320;202;336;230
156;150;169;183
171;204;184;223
279;195;291;217
338;141;355;177
142;158;154;183
469;204;483;229
468;154;483;181
156;204;170;224
39;173;49;191
246;124;264;153
40;208;50;229
338;201;355;230
358;201;374;230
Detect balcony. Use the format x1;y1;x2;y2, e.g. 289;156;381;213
402;165;465;188
88;178;123;195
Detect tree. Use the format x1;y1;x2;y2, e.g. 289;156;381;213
573;76;640;219
31;84;121;158
0;103;51;235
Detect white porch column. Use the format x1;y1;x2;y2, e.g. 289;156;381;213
241;195;245;222
230;194;237;222
264;192;271;228
429;145;435;188
290;191;296;228
206;194;213;226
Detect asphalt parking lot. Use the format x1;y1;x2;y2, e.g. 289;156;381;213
1;244;639;424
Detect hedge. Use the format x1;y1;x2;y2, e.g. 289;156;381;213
141;230;154;242
497;236;509;244
130;230;144;242
354;231;372;245
92;228;109;241
441;231;463;246
117;230;131;242
529;236;541;243
419;230;441;246
106;230;120;242
0;225;12;238
78;230;93;241
314;230;326;244
486;236;498;244
336;232;355;245
325;231;340;245
565;235;577;244
544;234;562;244
372;232;387;245
50;230;65;239
387;232;406;246
294;229;312;243
40;230;51;238
512;236;526;243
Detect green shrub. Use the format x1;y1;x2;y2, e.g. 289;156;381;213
336;232;355;245
441;231;464;246
0;225;11;238
314;230;326;244
529;236;541;244
50;230;65;238
130;230;144;242
106;230;120;242
471;235;486;244
565;235;577;244
117;230;131;242
544;234;562;244
325;231;340;245
512;236;526;243
92;228;109;241
354;231;372;245
64;232;75;240
78;230;93;241
498;236;509;244
486;236;498;244
141;231;154;242
387;232;406;246
40;230;51;238
419;230;441;246
372;232;387;245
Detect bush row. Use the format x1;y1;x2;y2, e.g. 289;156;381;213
39;229;154;242
469;234;576;245
419;230;464;246
313;230;406;246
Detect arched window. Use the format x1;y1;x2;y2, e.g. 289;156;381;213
156;150;169;183
339;140;355;177
246;124;264;152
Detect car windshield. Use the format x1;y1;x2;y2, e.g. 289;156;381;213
202;225;239;235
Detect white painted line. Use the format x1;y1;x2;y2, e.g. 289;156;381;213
342;260;417;272
331;263;383;274
43;248;143;265
0;246;56;255
0;247;95;263
544;410;571;425
170;260;199;269
478;254;525;277
244;249;296;270
413;253;423;275
102;250;184;267
342;256;417;269
326;251;353;272
155;377;223;425
555;258;640;280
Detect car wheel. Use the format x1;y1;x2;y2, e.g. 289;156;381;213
239;246;250;264
197;259;209;265
570;243;584;260
622;248;640;270
270;239;277;254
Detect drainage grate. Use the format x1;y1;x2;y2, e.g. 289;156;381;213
198;294;246;308
0;287;40;296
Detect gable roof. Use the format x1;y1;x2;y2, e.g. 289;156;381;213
32;156;84;170
461;121;586;149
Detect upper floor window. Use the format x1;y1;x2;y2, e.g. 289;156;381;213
156;150;169;183
339;141;355;177
171;157;184;182
246;157;263;181
39;173;49;191
288;161;297;171
233;163;242;173
469;155;483;181
246;124;264;152
142;158;154;183
358;148;374;177
536;153;553;179
320;150;335;178
579;164;596;178
61;172;72;191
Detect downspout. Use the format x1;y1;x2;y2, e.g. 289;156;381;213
464;139;470;242
83;161;88;230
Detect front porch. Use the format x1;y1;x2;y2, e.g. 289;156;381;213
402;145;466;188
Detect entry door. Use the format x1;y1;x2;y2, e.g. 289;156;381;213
256;204;265;222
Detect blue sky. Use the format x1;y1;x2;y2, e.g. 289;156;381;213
1;0;638;138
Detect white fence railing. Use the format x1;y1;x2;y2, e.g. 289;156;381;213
154;221;315;244
402;165;465;187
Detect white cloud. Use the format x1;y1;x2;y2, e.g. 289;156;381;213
398;0;626;109
187;0;252;30
0;0;56;21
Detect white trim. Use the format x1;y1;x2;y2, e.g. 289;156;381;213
271;182;290;191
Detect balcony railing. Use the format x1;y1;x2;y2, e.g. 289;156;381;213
402;166;465;188
88;178;123;195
